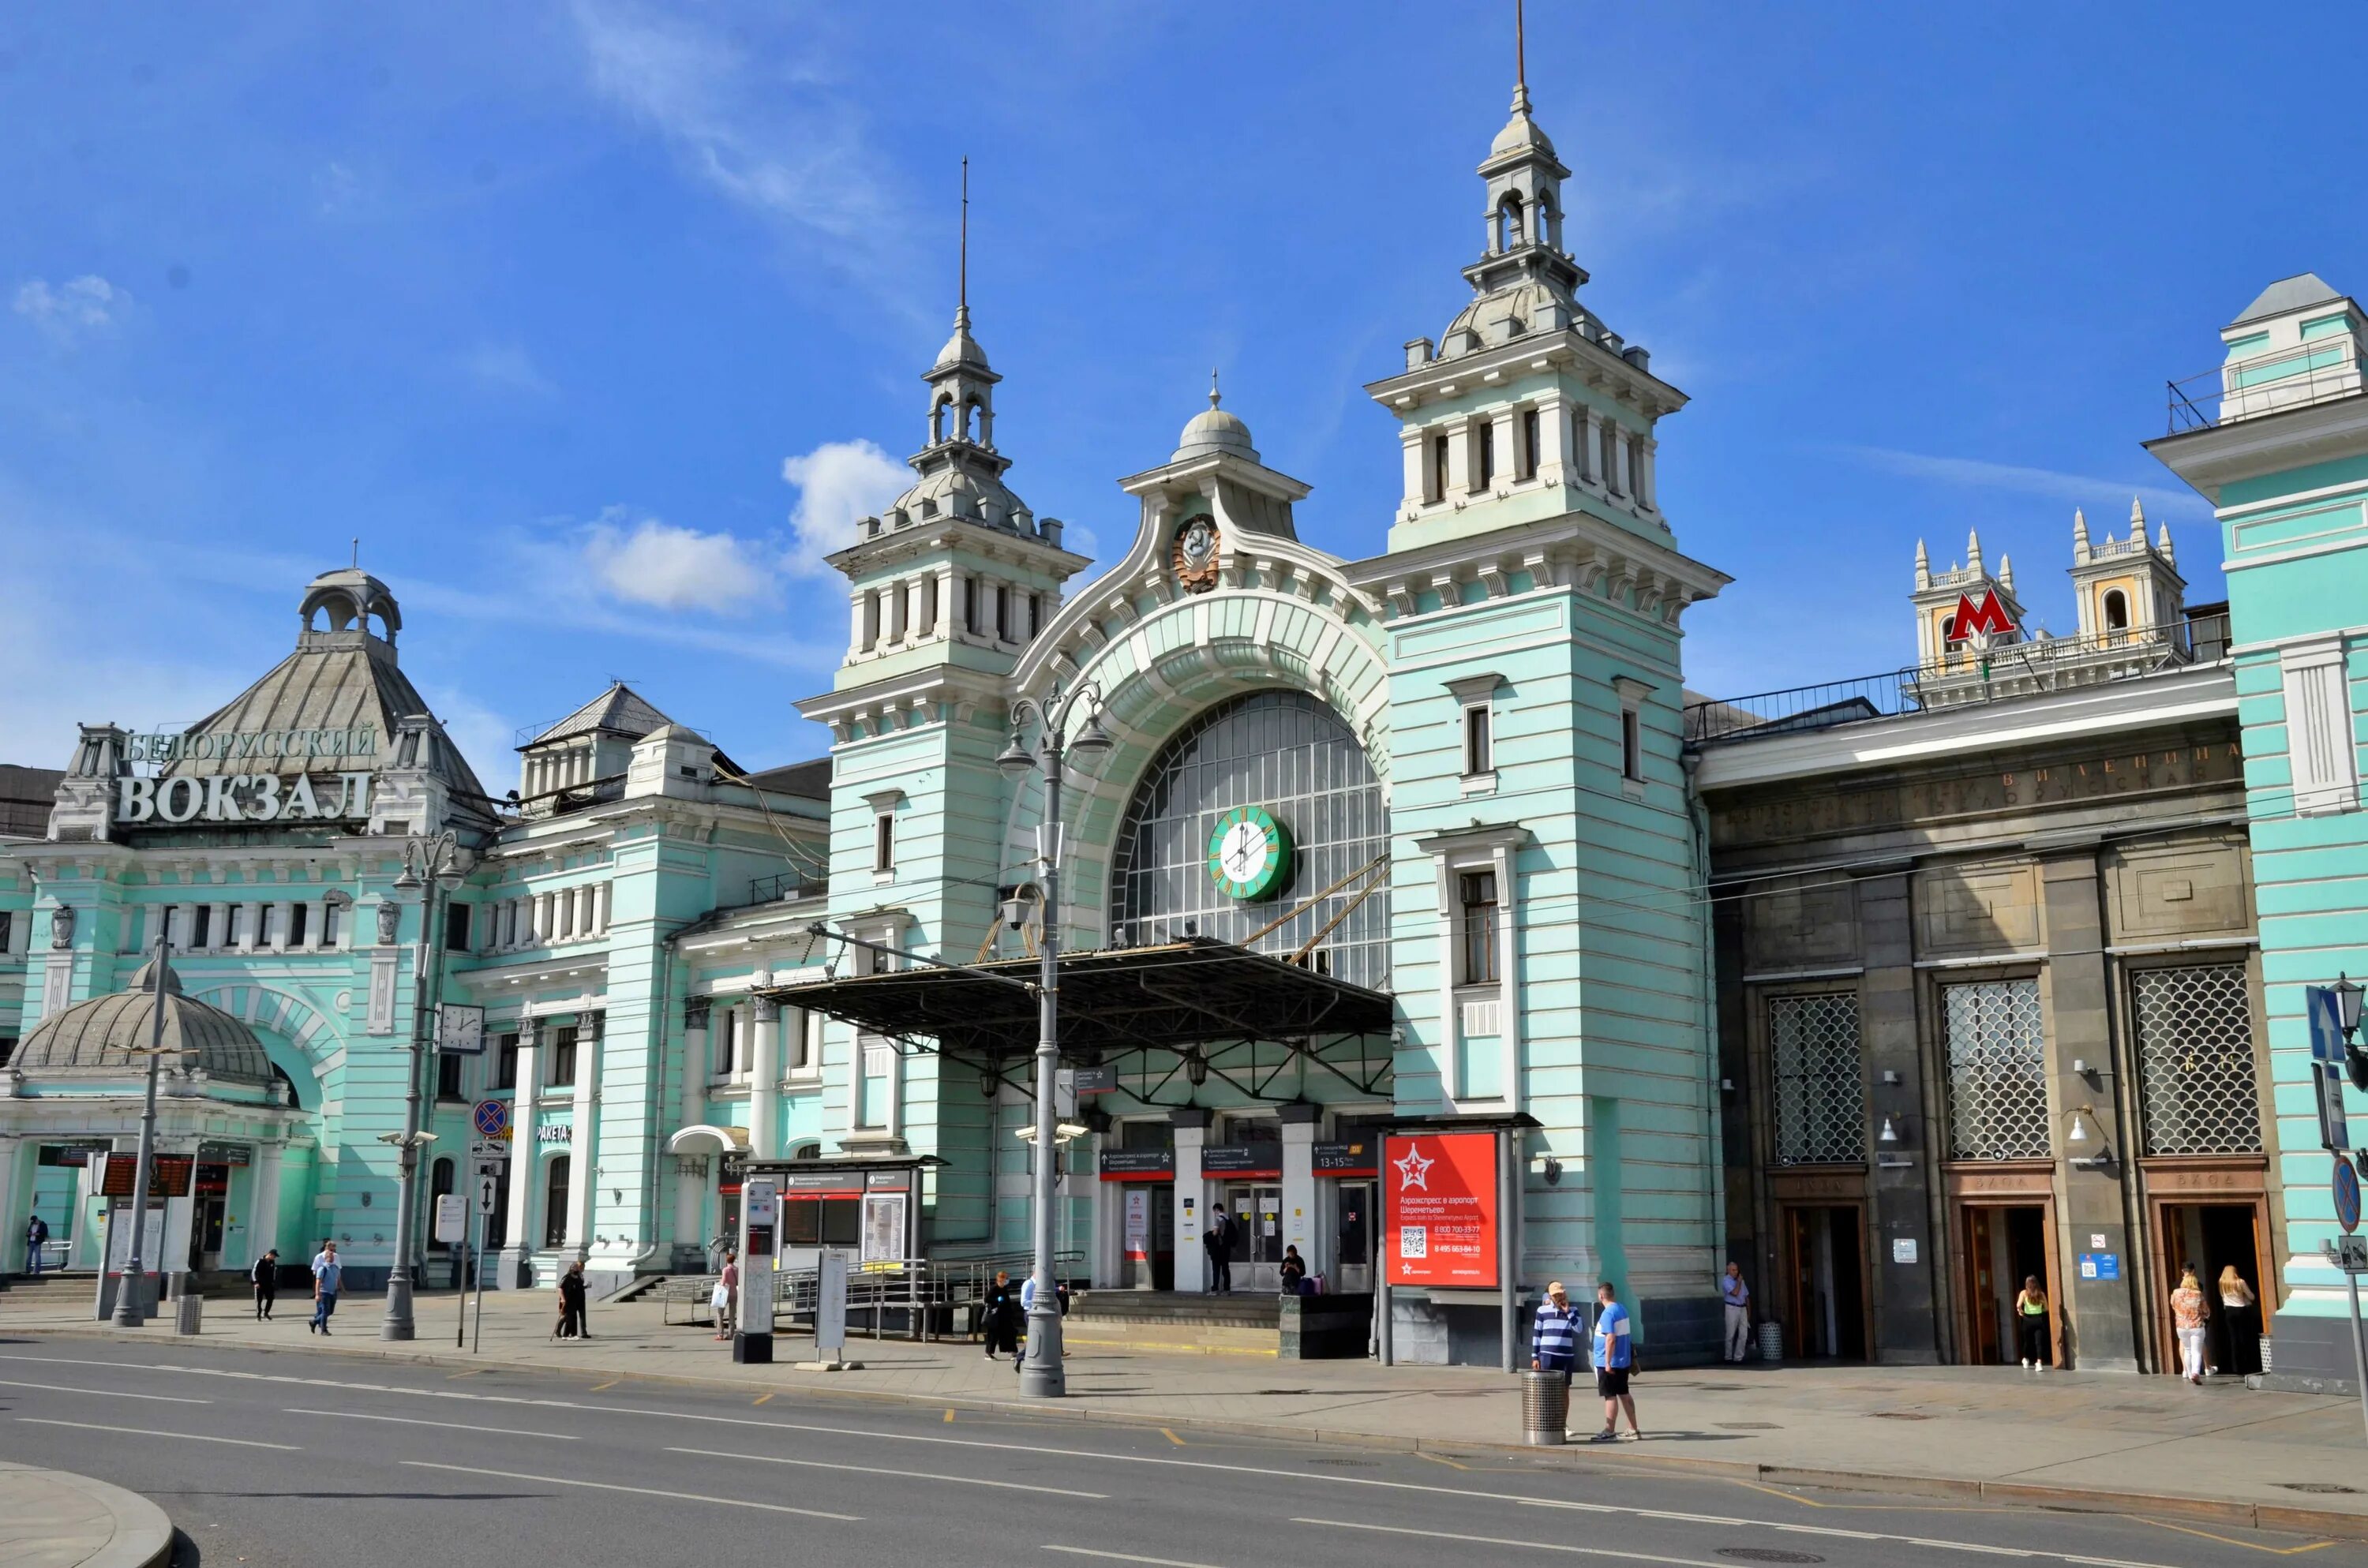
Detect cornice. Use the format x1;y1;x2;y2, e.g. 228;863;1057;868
1344;508;1729;627
1366;326;1686;420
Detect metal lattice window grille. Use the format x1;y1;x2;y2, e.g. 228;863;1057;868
1769;993;1865;1165
1943;979;2051;1160
2131;964;2261;1155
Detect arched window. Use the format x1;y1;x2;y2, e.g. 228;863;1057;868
2102;589;2129;634
1497;193;1525;253
930;396;949;445
1939;612;1967;653
1107;690;1389;989
428;1158;456;1252
543;1155;571;1250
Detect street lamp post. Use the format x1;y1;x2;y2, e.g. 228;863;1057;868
111;929;174;1327
997;679;1113;1398
383;829;462;1342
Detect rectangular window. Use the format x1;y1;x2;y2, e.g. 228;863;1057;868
963;576;979;634
1621;705;1643;781
255;904;274;948
920;574;939;634
320;900;339;948
1600;421;1620;492
192;906;212;949
1027;592;1043;642
860;589;880;649
714;1008;741;1078
874;812;896;874
496;1032;519;1090
2132;964;2261;1155
444;902;470;951
543;1157;571;1248
1429;433;1451;503
994;584;1012;642
787;1009;816;1073
1942;979;2048;1159
1459;870;1499;986
287;902;309;949
437;1050;464;1100
226;905;247;948
1520;408;1539;481
1769;993;1865;1165
548;1024;579;1088
1463;704;1493;777
1475;421;1496;488
0;911;10;952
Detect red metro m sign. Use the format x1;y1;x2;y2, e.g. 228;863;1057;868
1951;589;2016;643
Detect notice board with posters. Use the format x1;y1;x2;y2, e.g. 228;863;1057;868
1383;1131;1498;1288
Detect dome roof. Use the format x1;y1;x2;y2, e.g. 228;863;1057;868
1489;82;1557;160
933;305;990;372
13;960;275;1083
1172;389;1259;464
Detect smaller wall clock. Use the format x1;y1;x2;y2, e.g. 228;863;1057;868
1208;804;1291;900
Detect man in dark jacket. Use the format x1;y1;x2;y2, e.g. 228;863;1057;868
1203;1209;1233;1294
24;1212;48;1275
555;1260;589;1339
251;1249;279;1320
982;1270;1019;1359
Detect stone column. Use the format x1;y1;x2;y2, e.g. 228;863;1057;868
1171;1109;1210;1294
565;1013;601;1255
0;1137;21;1274
1400;428;1426;509
1574;406;1598;486
676;999;710;1264
749;977;781;1161
2042;850;2138;1372
1489;408;1518;490
500;1022;541;1285
1637;437;1660;511
1280;1105;1317;1278
1535;392;1572;485
67;1160;98;1270
1857;870;1939;1363
249;1142;284;1269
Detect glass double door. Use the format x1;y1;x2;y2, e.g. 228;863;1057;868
1225;1184;1283;1291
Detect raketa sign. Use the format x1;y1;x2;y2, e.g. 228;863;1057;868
117;770;375;825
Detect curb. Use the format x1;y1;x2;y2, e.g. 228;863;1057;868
0;1461;175;1568
13;1323;2367;1544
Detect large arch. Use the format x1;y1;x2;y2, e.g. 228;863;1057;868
189;983;342;1113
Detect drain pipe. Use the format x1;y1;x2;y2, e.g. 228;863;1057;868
1682;750;1728;1282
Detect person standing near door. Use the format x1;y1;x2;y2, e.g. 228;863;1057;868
2014;1276;2050;1369
251;1248;279;1320
23;1212;47;1276
1204;1208;1233;1294
2217;1265;2261;1377
2171;1267;2211;1383
1718;1263;1751;1364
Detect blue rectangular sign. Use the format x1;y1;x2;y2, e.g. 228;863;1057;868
2078;1252;2120;1282
2308;986;2347;1065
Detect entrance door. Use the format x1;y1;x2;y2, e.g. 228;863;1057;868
1961;1203;2051;1366
2160;1202;2266;1376
1782;1205;1867;1359
1335;1181;1373;1293
191;1164;230;1270
1227;1185;1283;1291
1121;1186;1176;1291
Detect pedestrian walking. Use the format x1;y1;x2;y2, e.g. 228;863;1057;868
1589;1282;1641;1443
2014;1275;2051;1369
1204;1208;1234;1294
2171;1266;2211;1383
251;1248;279;1320
23;1211;48;1276
308;1241;342;1334
1531;1280;1580;1383
2217;1264;2261;1377
1719;1263;1751;1363
982;1269;1019;1359
712;1249;739;1342
554;1259;589;1339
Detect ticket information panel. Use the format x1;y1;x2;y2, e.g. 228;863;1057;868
1381;1131;1498;1289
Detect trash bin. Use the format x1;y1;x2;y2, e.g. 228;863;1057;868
1521;1367;1570;1446
174;1291;202;1335
1757;1321;1783;1363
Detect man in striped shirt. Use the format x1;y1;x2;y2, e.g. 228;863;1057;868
1531;1280;1580;1382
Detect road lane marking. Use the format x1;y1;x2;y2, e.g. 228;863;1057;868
285;1408;579;1440
17;1417;297;1450
0;1378;211;1404
754;1392;774;1406
1043;1549;1227;1568
943;1408;955;1423
447;1369;482;1379
400;1461;860;1520
589;1378;620;1392
1160;1428;1185;1446
667;1446;1107;1499
1294;1517;1722;1567
1413;1450;1470;1471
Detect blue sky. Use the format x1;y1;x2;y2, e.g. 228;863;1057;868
4;3;2363;778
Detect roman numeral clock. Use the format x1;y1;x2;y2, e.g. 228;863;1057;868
1207;804;1291;900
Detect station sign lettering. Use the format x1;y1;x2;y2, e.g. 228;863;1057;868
117;769;375;825
126;726;377;766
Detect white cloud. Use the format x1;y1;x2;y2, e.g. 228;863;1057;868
780;438;909;574
13;275;131;345
464;342;556;397
1836;445;2206;516
580;510;780;614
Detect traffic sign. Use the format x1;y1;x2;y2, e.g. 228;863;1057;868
2337;1154;2362;1235
472;1099;510;1138
476;1173;500;1215
2326;1233;2368;1274
433;1193;466;1244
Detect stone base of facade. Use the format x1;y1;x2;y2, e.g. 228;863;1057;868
1636;1293;1722;1367
1388;1292;1726;1368
2257;1307;2368;1396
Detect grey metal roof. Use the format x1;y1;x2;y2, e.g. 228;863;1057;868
2231;272;2346;328
525;683;677;748
740;757;830;800
13;960;275;1083
0;765;63;837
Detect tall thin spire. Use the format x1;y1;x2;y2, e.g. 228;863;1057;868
957;156;970;326
1511;0;1533;113
1209;367;1221;409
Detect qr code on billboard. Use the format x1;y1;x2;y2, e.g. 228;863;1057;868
1399;1226;1427;1259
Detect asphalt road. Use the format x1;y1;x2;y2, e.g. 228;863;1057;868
0;1335;2350;1568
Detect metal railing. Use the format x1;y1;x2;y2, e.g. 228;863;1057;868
1687;612;2232;744
655;1248;1086;1341
2167;335;2366;433
746;870;827;906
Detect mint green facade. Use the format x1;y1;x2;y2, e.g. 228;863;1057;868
2151;272;2368;1388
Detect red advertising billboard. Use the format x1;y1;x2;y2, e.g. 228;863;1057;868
1382;1131;1498;1288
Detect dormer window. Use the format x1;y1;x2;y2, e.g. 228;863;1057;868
1429;433;1451;504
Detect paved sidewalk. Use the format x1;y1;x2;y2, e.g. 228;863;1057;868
7;1285;2367;1538
0;1459;174;1568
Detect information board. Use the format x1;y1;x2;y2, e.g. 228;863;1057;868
1382;1131;1499;1289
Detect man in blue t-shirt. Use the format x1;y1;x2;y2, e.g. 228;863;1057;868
1590;1281;1640;1442
309;1241;343;1334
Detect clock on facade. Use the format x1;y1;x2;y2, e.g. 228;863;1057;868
1207;804;1291;900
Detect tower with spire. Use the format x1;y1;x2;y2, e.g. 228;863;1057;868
2069;496;2184;645
1910;526;2027;670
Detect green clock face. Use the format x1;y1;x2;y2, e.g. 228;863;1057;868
1208;805;1291;900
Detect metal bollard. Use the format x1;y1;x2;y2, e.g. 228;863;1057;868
174;1291;202;1335
1520;1366;1570;1445
1758;1320;1783;1363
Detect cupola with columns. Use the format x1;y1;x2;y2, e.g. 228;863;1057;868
2069;497;2183;642
1911;529;2027;668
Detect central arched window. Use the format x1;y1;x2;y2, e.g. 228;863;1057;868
1107;690;1389;990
